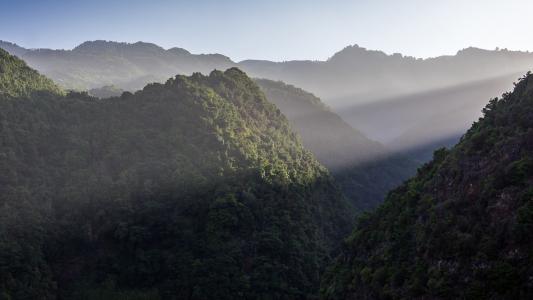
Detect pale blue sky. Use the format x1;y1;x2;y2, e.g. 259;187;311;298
1;0;531;61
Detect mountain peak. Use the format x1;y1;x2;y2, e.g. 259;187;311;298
328;44;391;62
167;47;191;56
456;46;492;56
73;40;164;54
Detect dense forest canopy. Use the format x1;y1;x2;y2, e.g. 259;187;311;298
0;48;63;97
0;51;354;299
321;73;533;299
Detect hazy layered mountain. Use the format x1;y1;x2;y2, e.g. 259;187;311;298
256;79;416;210
242;45;533;103
0;40;27;58
0;51;353;299
241;46;533;159
340;73;522;162
4;40;533;161
321;74;533;299
0;40;234;90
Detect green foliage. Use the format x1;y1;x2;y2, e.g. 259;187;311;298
321;73;533;299
0;49;63;98
0;59;353;299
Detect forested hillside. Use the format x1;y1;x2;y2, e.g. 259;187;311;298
0;48;63;97
321;74;533;299
0;51;353;299
72;78;416;211
256;79;416;210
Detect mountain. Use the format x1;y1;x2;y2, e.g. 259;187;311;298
0;48;63;97
3;38;415;211
0;51;353;299
241;46;533;162
321;74;533;299
0;40;234;90
31;55;417;211
88;84;123;98
3;41;533;163
242;45;533;104
0;41;27;57
256;79;416;210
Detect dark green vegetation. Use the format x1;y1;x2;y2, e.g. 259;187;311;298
256;79;416;210
0;48;63;97
321;74;533;299
0;51;353;299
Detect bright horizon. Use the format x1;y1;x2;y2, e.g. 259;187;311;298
2;0;533;62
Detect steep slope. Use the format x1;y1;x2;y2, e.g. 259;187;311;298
0;52;353;299
256;79;416;210
321;74;533;299
0;48;63;97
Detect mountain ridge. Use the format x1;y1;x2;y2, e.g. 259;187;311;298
3;39;533;163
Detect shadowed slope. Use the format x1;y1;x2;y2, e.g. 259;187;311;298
321;74;533;299
0;52;353;299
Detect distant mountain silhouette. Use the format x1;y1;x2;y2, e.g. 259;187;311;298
3;40;533;161
242;45;533;103
0;40;234;90
240;46;533;160
0;41;27;57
